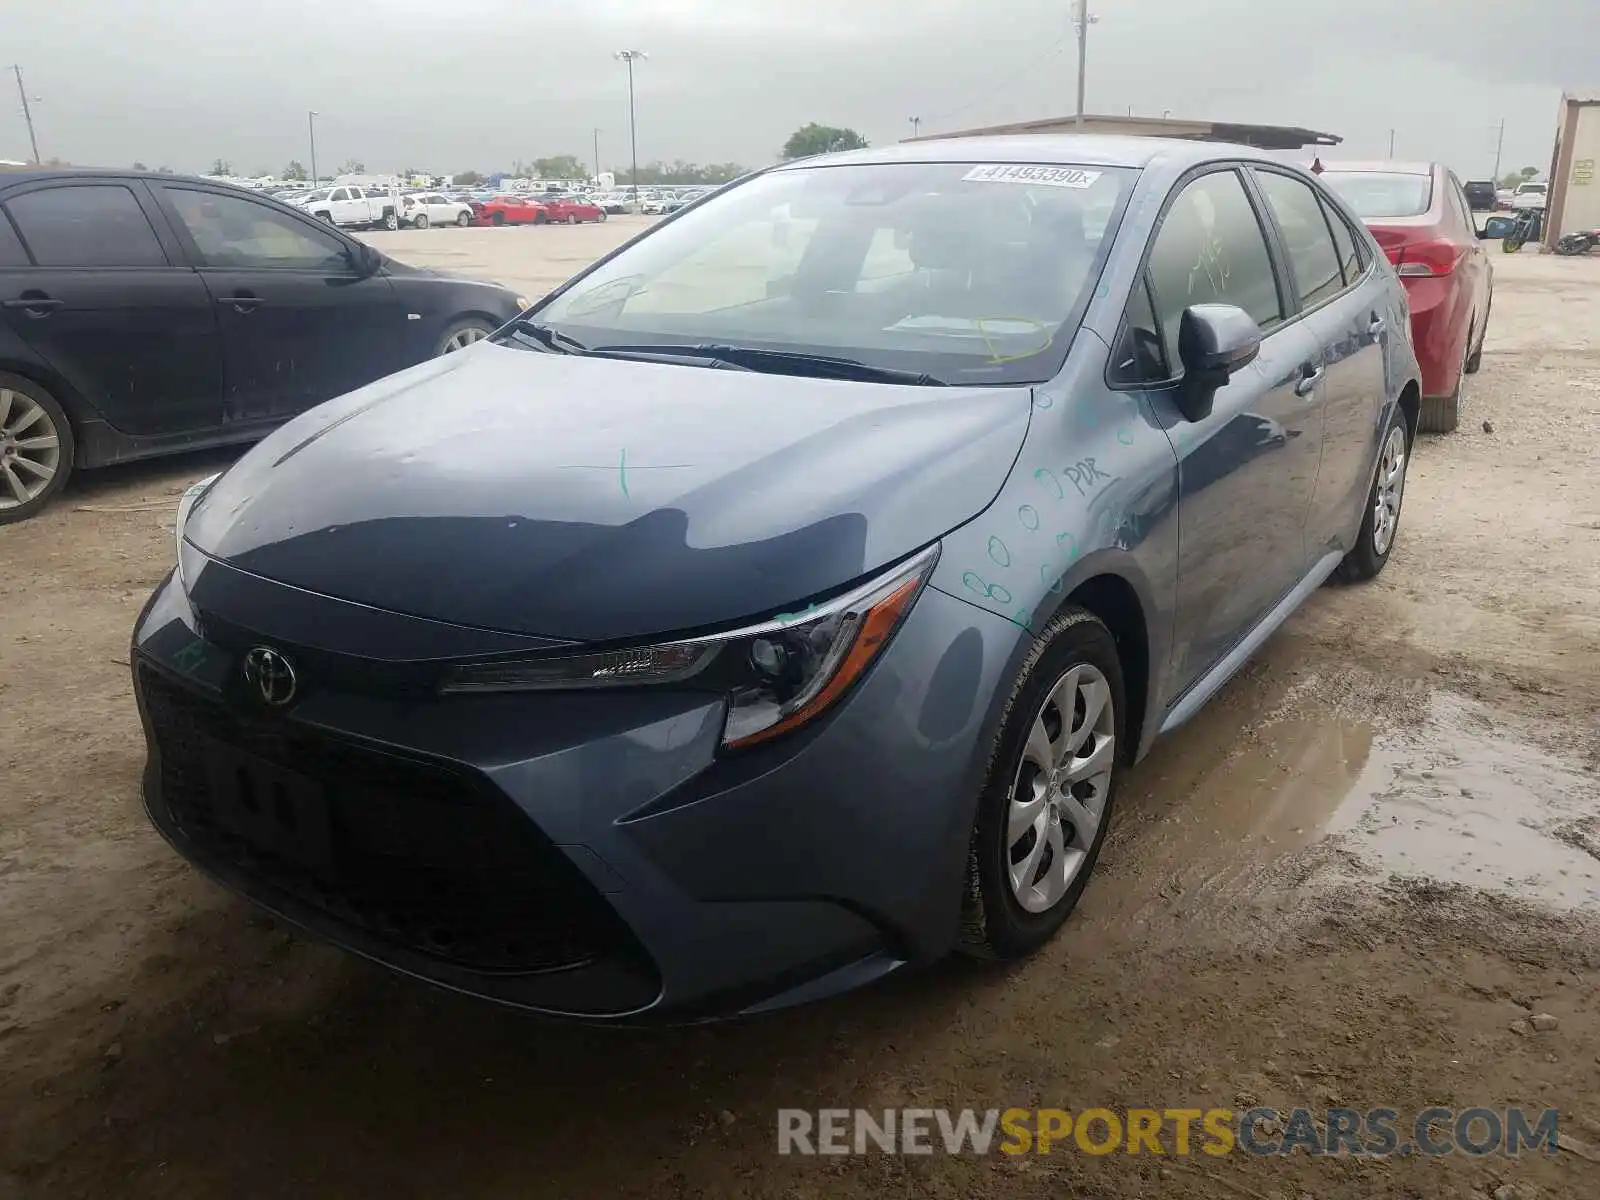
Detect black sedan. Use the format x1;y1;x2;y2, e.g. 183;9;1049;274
0;170;528;523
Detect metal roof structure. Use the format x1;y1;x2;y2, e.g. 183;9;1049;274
904;114;1342;151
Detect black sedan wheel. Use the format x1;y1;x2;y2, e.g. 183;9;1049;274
0;374;75;525
437;318;496;356
960;608;1124;959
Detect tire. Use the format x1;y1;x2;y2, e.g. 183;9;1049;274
412;213;429;230
0;373;75;525
567;213;579;225
1464;294;1489;374
1419;321;1472;435
533;212;548;225
1334;404;1410;582
316;210;335;223
456;210;471;227
1502;236;1524;254
436;317;496;356
382;209;399;231
491;212;505;226
959;609;1124;960
596;209;608;222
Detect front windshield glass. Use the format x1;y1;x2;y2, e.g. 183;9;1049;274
1320;171;1433;218
530;160;1134;384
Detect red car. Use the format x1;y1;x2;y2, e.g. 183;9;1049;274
1317;161;1493;433
539;195;607;224
471;194;548;226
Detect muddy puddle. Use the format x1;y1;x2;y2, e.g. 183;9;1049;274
1105;682;1600;922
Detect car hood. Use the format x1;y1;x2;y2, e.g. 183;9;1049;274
185;342;1031;643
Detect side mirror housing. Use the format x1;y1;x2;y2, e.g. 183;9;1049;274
351;243;384;277
1482;214;1518;239
1176;304;1260;423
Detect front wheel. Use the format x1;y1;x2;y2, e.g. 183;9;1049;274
1334;406;1410;582
959;609;1124;960
436;317;495;356
382;210;399;231
412;213;429;230
596;209;608;222
1502;235;1525;254
456;210;471;227
0;373;75;525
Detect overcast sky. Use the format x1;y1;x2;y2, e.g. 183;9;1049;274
4;0;1590;180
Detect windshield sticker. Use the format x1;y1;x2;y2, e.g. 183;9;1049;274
962;165;1103;189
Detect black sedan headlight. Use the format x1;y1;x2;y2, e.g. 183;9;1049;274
440;544;939;749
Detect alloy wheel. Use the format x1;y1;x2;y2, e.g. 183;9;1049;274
0;387;61;510
1372;422;1407;556
1007;663;1116;913
442;327;488;354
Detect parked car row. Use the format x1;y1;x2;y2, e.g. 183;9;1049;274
469;193;607;226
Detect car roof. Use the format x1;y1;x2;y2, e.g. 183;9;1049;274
1313;160;1437;176
778;134;1294;172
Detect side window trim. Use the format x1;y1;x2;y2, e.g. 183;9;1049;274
1107;271;1176;390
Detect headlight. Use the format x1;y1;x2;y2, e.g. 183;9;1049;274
439;544;939;749
174;472;221;562
514;296;532;310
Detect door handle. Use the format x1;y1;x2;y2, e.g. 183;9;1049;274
1293;363;1324;397
2;296;63;314
218;294;262;312
1368;315;1387;338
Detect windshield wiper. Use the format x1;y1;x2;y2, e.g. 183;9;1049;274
508;322;590;354
584;343;948;386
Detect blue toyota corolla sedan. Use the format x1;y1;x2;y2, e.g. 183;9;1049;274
133;136;1421;1021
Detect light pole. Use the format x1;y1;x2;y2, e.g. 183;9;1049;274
1073;1;1100;129
592;127;601;182
1388;128;1396;157
909;116;921;139
307;110;319;187
614;50;646;200
7;66;40;163
1492;118;1506;182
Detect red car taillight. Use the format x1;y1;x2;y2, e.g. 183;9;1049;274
1384;238;1465;277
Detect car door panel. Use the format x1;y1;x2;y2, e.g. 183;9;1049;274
1132;166;1324;702
0;180;224;437
158;184;406;422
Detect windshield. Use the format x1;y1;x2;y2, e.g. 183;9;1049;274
1320;171;1434;218
528;160;1134;385
1517;183;1546;194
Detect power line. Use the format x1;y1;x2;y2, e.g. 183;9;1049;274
916;34;1070;126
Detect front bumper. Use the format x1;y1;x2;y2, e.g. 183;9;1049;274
132;562;1025;1021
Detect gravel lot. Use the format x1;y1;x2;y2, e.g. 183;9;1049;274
2;225;1598;1199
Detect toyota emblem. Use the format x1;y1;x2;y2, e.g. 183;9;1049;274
242;646;298;707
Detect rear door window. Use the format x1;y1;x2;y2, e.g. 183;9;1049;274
1319;196;1362;283
5;184;169;268
1252;170;1345;308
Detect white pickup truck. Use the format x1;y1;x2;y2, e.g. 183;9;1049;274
1511;180;1548;211
295;183;401;230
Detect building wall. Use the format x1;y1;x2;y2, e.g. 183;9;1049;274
1557;106;1600;236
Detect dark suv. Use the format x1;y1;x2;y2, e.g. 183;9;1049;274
0;169;526;523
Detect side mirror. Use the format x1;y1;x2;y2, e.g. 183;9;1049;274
1176;304;1261;423
348;243;383;277
1482;214;1518;239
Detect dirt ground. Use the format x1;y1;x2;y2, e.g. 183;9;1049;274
1;229;1598;1200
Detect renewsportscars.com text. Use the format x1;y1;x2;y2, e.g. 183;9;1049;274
777;1107;1560;1157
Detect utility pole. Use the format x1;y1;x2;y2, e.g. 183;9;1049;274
307;111;319;187
8;66;40;163
592;128;601;182
1073;1;1099;129
909;116;921;139
1492;118;1506;182
614;50;647;201
1388;128;1396;157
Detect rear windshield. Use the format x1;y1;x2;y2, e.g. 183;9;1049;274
1320;172;1434;218
532;160;1134;385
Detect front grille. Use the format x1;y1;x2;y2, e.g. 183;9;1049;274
138;662;636;975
